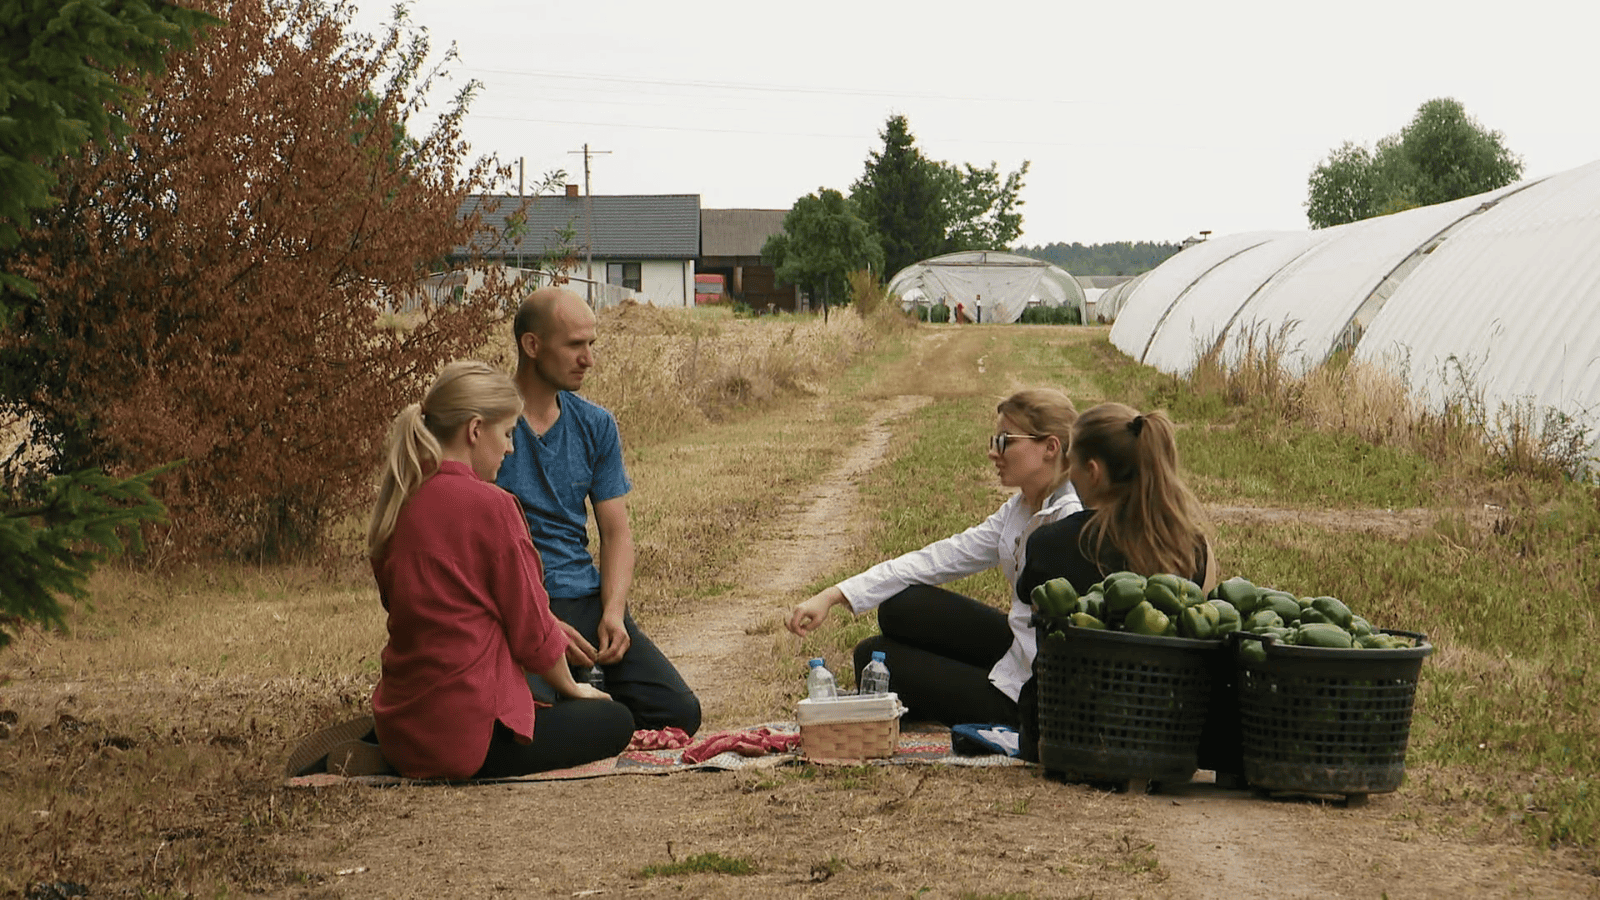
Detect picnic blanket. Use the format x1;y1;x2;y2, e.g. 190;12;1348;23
285;723;1023;788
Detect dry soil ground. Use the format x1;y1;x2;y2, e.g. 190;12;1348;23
289;327;1599;899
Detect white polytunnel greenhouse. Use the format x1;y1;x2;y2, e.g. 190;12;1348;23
888;250;1086;324
1109;157;1600;464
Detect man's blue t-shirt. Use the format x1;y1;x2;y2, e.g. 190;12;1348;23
495;391;632;600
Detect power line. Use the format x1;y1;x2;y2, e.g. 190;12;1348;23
464;66;1087;106
474;113;1085;148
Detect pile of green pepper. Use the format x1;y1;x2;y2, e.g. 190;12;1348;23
1030;571;1237;639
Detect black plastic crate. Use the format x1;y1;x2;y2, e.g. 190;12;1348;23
1233;630;1433;798
1033;622;1223;786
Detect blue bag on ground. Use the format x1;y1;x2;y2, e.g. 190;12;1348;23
950;723;1020;757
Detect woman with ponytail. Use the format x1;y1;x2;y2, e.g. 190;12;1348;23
299;361;634;781
1017;402;1218;603
786;389;1083;735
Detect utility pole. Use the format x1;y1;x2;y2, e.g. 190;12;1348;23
567;142;612;308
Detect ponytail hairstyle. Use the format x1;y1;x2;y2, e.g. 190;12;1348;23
367;360;524;558
996;388;1079;496
1071;402;1208;578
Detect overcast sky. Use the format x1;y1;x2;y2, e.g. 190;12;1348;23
349;0;1600;247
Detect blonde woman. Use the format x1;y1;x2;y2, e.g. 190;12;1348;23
787;389;1082;741
348;361;633;780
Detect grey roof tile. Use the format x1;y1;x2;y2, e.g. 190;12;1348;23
458;193;701;259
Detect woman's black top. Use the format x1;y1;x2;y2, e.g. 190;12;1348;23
1016;509;1208;604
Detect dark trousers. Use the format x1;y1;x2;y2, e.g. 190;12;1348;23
475;698;636;778
528;595;702;736
851;585;1021;729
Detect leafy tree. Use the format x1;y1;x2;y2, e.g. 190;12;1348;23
0;0;215;306
0;0;517;559
940;159;1031;253
849;115;1031;278
1306;98;1523;228
850;115;946;280
1396;98;1523;207
761;189;883;307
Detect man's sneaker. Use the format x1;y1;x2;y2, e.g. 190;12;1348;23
324;739;394;777
285;716;376;776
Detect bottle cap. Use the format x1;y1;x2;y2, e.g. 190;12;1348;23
808;658;824;668
871;651;886;662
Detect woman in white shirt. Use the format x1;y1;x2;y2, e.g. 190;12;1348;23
786;389;1081;753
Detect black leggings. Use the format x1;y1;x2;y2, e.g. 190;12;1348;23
474;695;636;779
851;585;1021;728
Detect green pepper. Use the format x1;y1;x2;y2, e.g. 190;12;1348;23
1032;578;1077;619
1298;607;1330;625
1210;599;1242;634
1245;609;1284;632
1069;612;1107;630
1080;594;1107;620
1259;592;1302;624
1310;596;1354;630
1179;602;1220;640
1104;575;1148;619
1144;574;1186;617
1123;600;1170;636
1179;578;1206;608
1214;576;1260;614
1238;639;1268;665
1043;578;1078;615
1295;622;1355;649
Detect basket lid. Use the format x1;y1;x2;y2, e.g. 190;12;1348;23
796;692;905;725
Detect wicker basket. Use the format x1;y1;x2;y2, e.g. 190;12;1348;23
797;693;904;763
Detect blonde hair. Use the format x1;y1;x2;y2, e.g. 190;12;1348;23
997;388;1078;495
1071;402;1208;578
367;360;523;557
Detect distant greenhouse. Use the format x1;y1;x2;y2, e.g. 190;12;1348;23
888;250;1086;324
1107;157;1600;464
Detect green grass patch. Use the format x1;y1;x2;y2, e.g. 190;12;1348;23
637;851;756;878
1183;420;1441;509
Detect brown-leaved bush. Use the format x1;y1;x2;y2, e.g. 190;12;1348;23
0;0;518;560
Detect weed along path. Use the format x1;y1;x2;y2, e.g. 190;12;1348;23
299;326;1597;900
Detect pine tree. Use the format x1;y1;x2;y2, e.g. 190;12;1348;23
851;115;947;280
0;466;170;648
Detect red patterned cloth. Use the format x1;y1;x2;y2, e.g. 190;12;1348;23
627;726;692;750
681;727;801;764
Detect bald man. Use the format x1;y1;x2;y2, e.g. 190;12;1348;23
495;288;702;736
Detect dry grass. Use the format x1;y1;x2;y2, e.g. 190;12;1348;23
1190;324;1596;480
0;305;902;895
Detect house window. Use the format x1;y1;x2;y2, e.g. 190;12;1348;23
606;262;641;291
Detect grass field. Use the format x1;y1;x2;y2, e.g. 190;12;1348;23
2;308;1597;896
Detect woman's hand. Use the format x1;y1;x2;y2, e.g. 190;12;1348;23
787;586;848;637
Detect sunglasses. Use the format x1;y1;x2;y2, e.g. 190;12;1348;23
989;432;1046;454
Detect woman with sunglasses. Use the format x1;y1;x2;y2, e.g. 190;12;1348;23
786;389;1081;739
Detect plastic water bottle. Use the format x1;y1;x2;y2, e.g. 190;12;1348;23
805;658;837;700
860;650;891;695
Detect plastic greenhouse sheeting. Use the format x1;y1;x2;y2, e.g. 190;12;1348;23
1354;159;1600;423
1108;232;1279;361
1105;155;1600;467
888;250;1084;324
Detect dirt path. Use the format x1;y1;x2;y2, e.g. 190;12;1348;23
303;327;1599;899
648;394;932;719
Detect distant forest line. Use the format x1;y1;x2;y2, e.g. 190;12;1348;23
1011;241;1183;276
